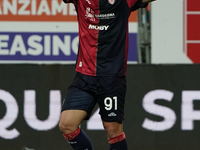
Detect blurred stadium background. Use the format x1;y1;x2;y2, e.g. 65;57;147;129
0;0;200;149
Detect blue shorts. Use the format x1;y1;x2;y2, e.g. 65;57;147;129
62;72;126;123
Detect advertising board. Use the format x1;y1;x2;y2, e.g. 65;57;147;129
0;64;200;150
151;0;200;64
0;0;138;64
183;0;200;63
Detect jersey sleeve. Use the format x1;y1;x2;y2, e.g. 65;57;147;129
129;0;148;12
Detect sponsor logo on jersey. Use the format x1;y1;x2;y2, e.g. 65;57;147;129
68;141;77;144
95;13;115;19
88;24;109;30
108;112;117;117
85;7;115;21
79;61;82;67
86;0;91;5
108;0;115;5
85;7;95;22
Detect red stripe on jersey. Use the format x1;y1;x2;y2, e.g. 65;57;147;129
75;1;100;76
126;0;138;8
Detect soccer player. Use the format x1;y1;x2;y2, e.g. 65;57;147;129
59;0;156;149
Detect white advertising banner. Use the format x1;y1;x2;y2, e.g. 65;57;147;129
151;0;200;64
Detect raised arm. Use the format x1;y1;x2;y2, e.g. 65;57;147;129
142;0;156;3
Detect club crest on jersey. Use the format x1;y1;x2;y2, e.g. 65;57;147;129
108;0;115;5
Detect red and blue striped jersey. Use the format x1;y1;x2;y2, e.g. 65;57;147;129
63;0;147;76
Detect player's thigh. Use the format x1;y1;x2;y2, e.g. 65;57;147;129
61;87;97;120
97;76;126;123
59;110;87;133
